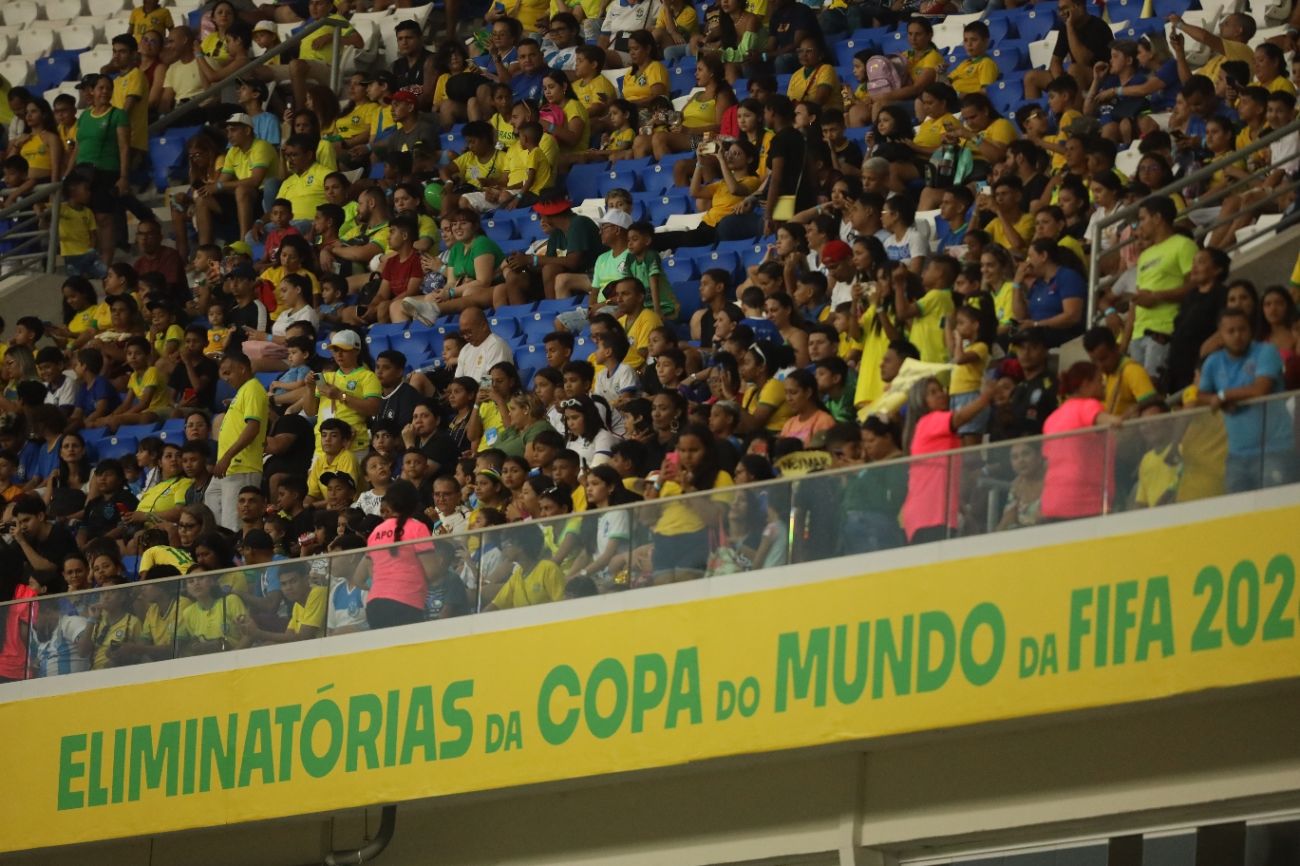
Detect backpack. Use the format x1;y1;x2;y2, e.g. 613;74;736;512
866;54;907;97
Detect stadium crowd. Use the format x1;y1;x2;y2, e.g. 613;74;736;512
0;0;1299;679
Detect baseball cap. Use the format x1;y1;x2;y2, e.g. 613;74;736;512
224;112;254;128
820;239;852;265
533;197;573;216
329;329;362;350
241;529;275;551
390;87;418;106
599;209;633;230
252;20;278;34
372;71;397;91
227;261;256;280
319;471;357;489
235;78;268;99
76;74;100;90
1010;326;1050;347
224;240;253;257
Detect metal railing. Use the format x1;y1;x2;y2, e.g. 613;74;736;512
150;15;352;133
0;182;62;277
1086;114;1300;326
1;387;1296;684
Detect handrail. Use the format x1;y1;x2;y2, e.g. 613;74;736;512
0;181;63;274
0;182;61;222
4;385;1296;617
1086;114;1300;325
149;15;350;133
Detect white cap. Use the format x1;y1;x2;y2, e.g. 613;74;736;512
329;330;362;350
599;209;633;230
253;20;277;34
224;112;255;128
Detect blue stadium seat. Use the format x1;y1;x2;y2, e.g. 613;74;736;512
1012;8;1056;42
991;45;1024;73
483;222;515;249
521;316;555;344
1150;0;1192;18
482;215;518;241
565;163;607;203
596;170;638;196
122;555;140;580
572;336;596;361
80;427;109;446
535;297;582;314
663;255;698;285
983;17;1012;43
148;126;202;192
647;196;683;227
35;56;74;93
389;328;437;369
116;423;161;440
255;371;279;391
160;417;186;436
515;344;547;374
492;302;536;320
610;157;653;180
98;436;139;461
715;239;765;261
641;162;680;196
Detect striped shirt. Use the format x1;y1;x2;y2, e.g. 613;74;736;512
32;615;90;677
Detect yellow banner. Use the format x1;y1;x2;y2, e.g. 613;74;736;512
2;504;1299;853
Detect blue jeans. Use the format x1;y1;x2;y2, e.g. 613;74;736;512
64;251;107;279
716;211;764;240
1225;452;1298;493
840;511;905;554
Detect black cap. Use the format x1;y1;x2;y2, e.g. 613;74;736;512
1010;326;1050;347
236;78;268;99
241;529;275;551
76;74;100;90
320;471;357;489
227;261;256;280
372;70;397;91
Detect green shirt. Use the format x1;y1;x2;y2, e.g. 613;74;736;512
592;248;630;297
1134;234;1197;339
447;234;504;282
75;106;128;173
627;248;677;317
545;214;603;273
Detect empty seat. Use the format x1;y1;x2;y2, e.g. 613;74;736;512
565;162;607;203
87;0;130;16
1;0;40;26
58;24;100;53
46;0;88;18
98;436;139;461
16;29;61;60
34;56;75;92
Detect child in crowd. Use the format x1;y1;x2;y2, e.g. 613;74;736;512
205;301;233;360
59;175;104;280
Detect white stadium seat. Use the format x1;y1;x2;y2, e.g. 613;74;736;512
1028;38;1053;70
0;59;33;89
17;29;61;60
60;25;101;53
87;0;131;15
1;1;41;26
81;45;116;76
46;0;88;19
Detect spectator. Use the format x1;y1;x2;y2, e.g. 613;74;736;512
1041;362;1124;521
214;352;268;530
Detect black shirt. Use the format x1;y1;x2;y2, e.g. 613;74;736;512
770;3;820;54
170;354;220;412
1009;371;1059;438
82;490;139;537
265;413;315;479
417;429;460;477
766;127;815;211
376;382;421;431
24;523;77;577
1053;14;1113;66
392;49;434;91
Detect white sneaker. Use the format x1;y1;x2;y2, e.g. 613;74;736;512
402;297;441;326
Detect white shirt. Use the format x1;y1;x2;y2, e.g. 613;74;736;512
883;223;932;264
568;429;618;468
44;370;78;407
830;279;855;308
32;615;90;677
456;333;513;384
593;363;639;436
1270;130;1300;176
602;0;661;36
271;304;320;338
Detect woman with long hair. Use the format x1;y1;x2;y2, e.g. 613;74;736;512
779;369;835;445
539;70;591;165
138;29;168;109
562;394;618;468
763;291;809;367
363;480;436;629
641;422;732;583
11;98;62;187
471;361;523;452
170;131;225;257
641;54;734;161
899;376;995;544
574;464;642;589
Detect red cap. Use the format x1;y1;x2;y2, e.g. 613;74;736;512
821;239;852;264
391;88;419;105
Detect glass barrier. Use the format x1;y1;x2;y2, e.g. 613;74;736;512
1;389;1296;685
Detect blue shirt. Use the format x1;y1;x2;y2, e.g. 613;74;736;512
1199;341;1292;456
74;375;120;419
509;70;545;104
253;112;280;147
277;364;312;386
934;216;968;253
1026;266;1086;323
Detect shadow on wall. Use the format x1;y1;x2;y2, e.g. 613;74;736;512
0;274;66;333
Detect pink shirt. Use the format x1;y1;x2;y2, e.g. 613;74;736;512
0;584;35;681
901;410;962;541
366;517;434;610
780;410;836;446
1041;397;1112;519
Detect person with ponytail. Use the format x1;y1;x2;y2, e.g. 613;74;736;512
363;479;436;629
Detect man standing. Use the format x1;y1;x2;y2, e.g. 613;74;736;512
109;34;149;156
1025;0;1113;97
1131;195;1197;381
1197;309;1295;492
763;95;812;237
1007;328;1058;437
214;351;269;531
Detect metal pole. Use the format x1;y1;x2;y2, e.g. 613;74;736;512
1087;211;1101;326
44;188;61;274
330;22;342;93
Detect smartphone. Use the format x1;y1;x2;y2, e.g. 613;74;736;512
664;452;680;473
